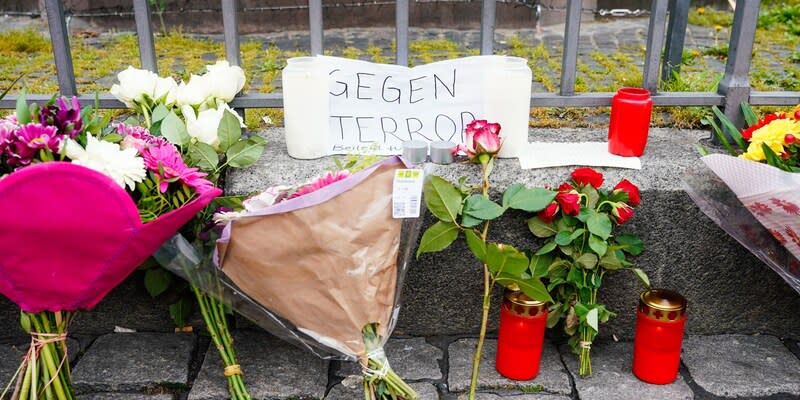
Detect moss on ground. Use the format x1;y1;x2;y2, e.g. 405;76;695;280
1;4;798;130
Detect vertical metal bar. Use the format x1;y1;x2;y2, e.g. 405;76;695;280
133;0;158;73
643;0;669;93
479;0;496;55
309;0;324;55
45;0;76;96
717;0;760;134
396;0;409;65
559;0;582;96
222;0;241;66
662;0;690;82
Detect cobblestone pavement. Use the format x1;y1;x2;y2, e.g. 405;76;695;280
2;331;798;399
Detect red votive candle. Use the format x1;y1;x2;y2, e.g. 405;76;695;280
608;87;653;157
496;290;548;380
632;289;688;384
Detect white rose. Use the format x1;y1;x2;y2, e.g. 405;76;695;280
182;105;222;148
110;66;159;107
154;76;178;106
204;60;246;102
175;75;212;108
217;103;246;128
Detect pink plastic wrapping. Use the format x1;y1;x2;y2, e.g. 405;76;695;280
683;154;800;293
0;162;221;312
155;156;425;361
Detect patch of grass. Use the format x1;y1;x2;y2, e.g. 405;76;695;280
0;29;50;53
688;6;733;28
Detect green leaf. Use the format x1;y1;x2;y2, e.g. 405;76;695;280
496;273;553;303
485;243;529;275
464;229;486;262
586;308;599;332
416;221;459;257
102;133;123;143
15;89;30;124
588;234;608;257
461;214;483;228
217;109;243;152
211;195;244;209
741;102;758;126
189;142;220;171
528;253;553;279
151;103;169;123
576;253;599;269
169;297;192;328
144;268;173;298
555;228;585;246
579;185;600;210
424;176;463;223
599;252;624;270
226;137;266;168
703;115;738;156
527;217;558;238
161;111;191;146
712;106;747;150
567;266;584;288
535;240;557;255
463;194;505;220
503;186;557;212
124;116;140;127
586;212;612;239
632;268;651;288
615;233;643;255
546;304;562;328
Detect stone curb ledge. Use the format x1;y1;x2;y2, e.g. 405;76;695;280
2;331;798;399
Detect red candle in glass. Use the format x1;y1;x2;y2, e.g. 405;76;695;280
608;87;653;157
632;289;688;384
495;290;548;380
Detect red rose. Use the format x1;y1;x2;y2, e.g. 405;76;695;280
742;113;785;141
613;179;640;207
537;202;559;223
556;192;580;216
612;204;634;224
558;182;575;192
571;167;604;189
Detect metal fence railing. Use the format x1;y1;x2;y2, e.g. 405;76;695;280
1;0;799;127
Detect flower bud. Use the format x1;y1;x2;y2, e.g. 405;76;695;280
613;179;641;207
571;167;604;189
537;202;559;223
785;134;796;145
611;203;634;224
556;192;581;216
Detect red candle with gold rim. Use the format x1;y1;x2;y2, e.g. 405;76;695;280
495;290;548;380
632;289;688;384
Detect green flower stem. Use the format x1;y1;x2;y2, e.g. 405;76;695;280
468;158;495;400
193;287;250;400
18;355;33;400
28;313;73;400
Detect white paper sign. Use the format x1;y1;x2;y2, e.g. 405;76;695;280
321;56;487;155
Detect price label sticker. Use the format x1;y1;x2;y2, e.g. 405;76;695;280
392;169;424;218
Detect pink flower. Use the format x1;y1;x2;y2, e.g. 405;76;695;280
456;119;503;162
287;170;351;200
116;123;166;153
6;123;62;166
142;142;214;193
0;116;19;154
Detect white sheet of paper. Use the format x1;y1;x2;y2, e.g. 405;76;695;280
518;142;641;169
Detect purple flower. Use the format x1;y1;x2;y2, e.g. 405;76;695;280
39;97;83;138
6;123;62;166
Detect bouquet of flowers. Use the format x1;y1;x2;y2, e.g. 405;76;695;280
0;93;220;400
527;168;648;377
417;120;556;399
110;61;265;400
157;156;421;400
686;104;800;294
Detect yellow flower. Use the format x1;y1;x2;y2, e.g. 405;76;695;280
697;7;705;14
740;118;800;161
